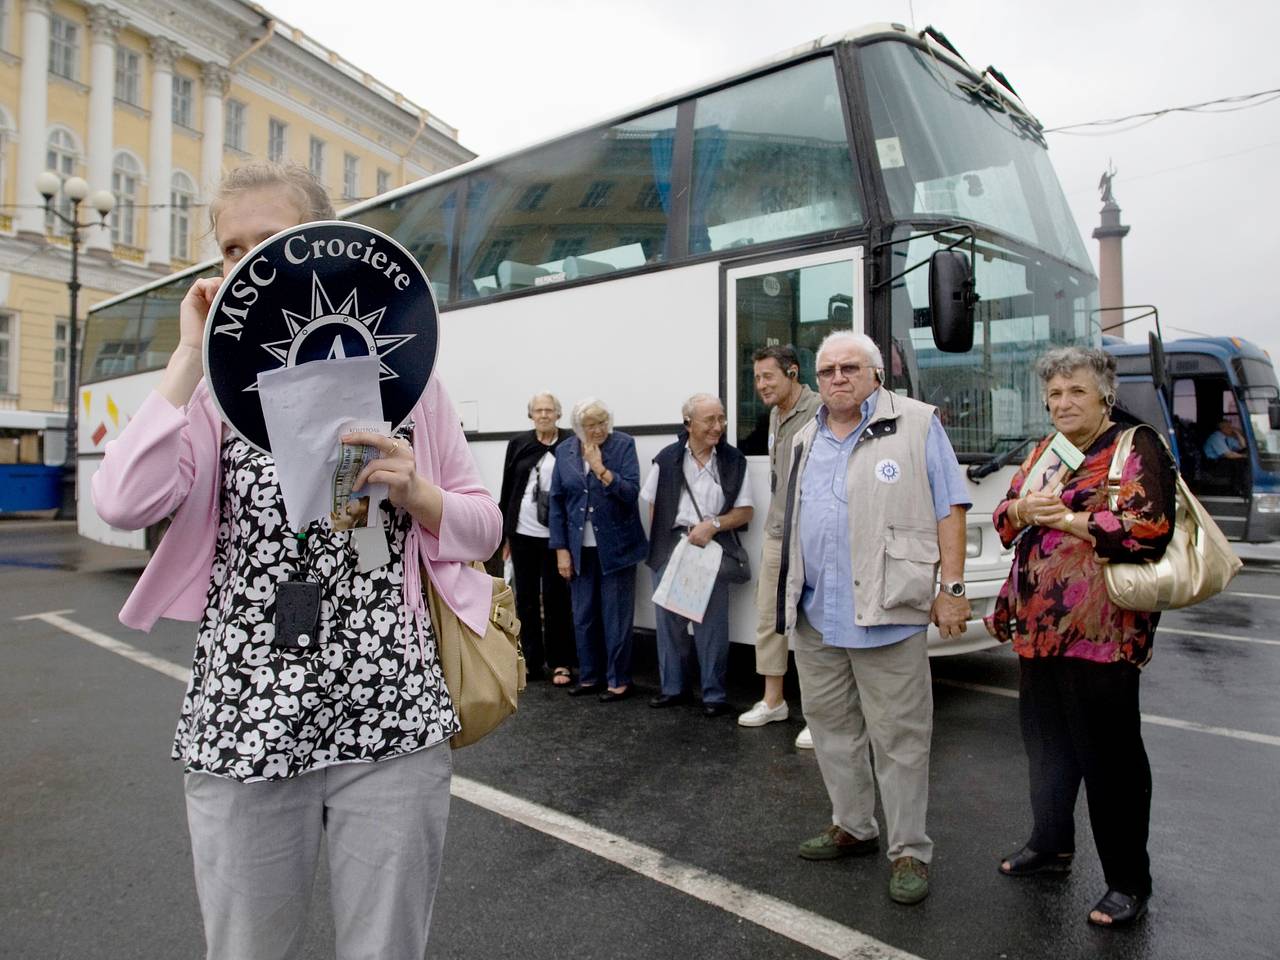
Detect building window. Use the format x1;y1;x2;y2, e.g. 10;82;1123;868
579;180;614;209
309;136;325;179
549;237;586;261
114;46;141;105
53;319;69;407
172;74;194;128
342;153;359;199
224;99;246;151
376;168;391;196
111;152;142;247
49;15;78;81
515;183;551;211
170;172;195;261
45;129;79;235
0;313;12;396
267;119;287;163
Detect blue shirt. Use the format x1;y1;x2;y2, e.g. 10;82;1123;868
1203;430;1245;461
799;393;971;649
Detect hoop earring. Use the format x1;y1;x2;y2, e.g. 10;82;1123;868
1104;392;1116;410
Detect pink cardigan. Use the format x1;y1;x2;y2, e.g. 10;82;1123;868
92;377;502;637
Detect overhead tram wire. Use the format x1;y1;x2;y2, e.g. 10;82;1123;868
1045;86;1280;136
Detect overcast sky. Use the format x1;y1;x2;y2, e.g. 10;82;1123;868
262;0;1280;361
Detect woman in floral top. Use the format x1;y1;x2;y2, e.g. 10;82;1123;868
986;346;1174;929
93;163;501;960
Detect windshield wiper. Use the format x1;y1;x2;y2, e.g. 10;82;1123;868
966;437;1038;481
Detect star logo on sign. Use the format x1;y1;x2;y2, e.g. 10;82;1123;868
246;272;415;392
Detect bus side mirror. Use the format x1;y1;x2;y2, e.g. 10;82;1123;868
1270;398;1280;431
928;250;976;353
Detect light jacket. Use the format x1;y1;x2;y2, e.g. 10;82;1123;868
547;431;647;577
91;377;502;637
776;387;941;634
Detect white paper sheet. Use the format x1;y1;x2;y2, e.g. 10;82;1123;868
652;536;723;623
257;356;387;529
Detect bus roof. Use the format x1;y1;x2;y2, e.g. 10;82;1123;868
1106;336;1272;364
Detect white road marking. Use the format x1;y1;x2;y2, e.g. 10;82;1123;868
15;609;190;682
935;679;1280;747
15;609;921;960
1224;591;1280;601
1158;625;1280;647
451;777;924;960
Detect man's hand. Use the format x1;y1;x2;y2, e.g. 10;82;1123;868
687;519;716;547
931;592;970;640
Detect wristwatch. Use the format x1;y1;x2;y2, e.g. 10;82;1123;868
710;516;722;530
941;581;966;597
1063;512;1076;526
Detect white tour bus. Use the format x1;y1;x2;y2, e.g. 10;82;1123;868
79;23;1099;654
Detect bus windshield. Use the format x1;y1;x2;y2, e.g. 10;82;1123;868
1237;356;1280;461
861;40;1091;270
890;229;1097;459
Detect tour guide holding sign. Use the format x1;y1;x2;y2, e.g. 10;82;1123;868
91;162;500;960
641;393;753;716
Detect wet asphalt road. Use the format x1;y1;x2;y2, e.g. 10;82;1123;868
2;521;1278;960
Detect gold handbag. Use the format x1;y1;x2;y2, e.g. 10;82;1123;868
423;562;524;749
1102;427;1242;611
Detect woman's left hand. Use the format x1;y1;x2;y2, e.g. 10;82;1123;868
344;433;422;512
1021;490;1070;529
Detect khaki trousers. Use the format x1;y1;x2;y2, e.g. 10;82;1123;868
793;615;934;863
752;535;789;676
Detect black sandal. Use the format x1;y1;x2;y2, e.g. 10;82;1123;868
999;846;1073;877
1088;889;1148;928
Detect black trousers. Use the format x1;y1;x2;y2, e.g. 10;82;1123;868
508;532;574;674
1018;655;1153;898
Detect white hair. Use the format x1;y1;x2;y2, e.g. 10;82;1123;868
816;331;884;379
527;392;562;417
681;392;722;423
570;396;613;440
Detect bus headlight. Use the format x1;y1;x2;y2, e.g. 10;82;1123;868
966;526;982;558
1255;494;1280;513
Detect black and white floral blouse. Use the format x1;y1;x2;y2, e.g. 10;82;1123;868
172;427;459;782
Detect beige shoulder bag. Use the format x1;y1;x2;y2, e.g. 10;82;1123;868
1102;426;1242;611
423;562;525;749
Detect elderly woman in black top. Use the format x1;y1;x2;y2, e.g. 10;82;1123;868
499;392;574;684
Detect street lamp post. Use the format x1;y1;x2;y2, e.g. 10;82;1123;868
35;172;114;519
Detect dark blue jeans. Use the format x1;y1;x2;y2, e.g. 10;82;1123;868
653;565;730;704
569;548;636;689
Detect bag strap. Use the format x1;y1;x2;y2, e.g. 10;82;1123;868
1105;427;1140;511
678;455;709;521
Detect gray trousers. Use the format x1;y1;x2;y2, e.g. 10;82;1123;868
793;615;934;863
184;743;452;960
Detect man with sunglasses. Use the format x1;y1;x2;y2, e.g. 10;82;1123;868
776;331;971;907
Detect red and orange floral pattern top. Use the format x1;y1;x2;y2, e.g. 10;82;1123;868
985;423;1176;668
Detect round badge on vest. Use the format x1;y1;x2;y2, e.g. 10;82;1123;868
202;221;438;454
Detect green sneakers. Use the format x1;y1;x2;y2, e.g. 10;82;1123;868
889;856;930;905
797;825;880;861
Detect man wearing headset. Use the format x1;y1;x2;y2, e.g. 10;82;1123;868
736;345;821;747
775;331;970;907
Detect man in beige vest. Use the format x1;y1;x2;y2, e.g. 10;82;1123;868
777;331;971;905
736;346;820;747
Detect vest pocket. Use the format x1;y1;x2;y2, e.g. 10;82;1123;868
881;535;940;612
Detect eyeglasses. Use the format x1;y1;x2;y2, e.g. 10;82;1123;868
815;362;866;382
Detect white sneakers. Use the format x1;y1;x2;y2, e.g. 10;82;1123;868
737;699;789;727
794;725;814;749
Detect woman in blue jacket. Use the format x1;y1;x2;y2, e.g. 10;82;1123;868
549;397;648;701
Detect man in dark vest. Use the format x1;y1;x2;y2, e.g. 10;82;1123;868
641;394;754;716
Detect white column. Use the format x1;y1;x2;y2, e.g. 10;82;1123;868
198;62;229;260
15;0;53;237
146;36;180;269
85;5;124;254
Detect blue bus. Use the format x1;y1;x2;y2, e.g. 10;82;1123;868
1107;336;1280;542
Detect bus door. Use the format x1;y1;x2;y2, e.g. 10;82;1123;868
1167;356;1249;539
722;246;863;630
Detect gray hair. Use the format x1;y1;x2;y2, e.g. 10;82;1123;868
527;392;562;417
816;331;884;379
1035;347;1118;407
570;397;613;439
681;392;723;423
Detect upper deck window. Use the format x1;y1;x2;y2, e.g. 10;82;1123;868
689;56;862;254
861;40;1090;268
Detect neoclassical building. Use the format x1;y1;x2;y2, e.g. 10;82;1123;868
0;0;473;427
